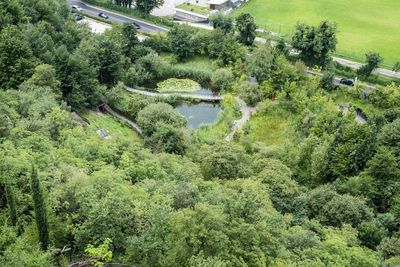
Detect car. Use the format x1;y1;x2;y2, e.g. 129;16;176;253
339;78;354;87
131;22;141;29
98;13;109;19
73;13;84;21
72;5;82;11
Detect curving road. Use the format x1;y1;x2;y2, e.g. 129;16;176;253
67;0;168;32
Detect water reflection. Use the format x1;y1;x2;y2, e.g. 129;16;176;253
177;102;221;129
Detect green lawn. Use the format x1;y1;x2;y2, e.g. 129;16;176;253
244;103;296;146
177;3;209;15
82;112;142;142
233;0;400;68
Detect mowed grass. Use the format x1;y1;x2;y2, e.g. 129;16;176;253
82;112;142;142
233;0;400;67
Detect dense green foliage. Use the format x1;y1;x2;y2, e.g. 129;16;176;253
1;1;400;266
292;20;337;66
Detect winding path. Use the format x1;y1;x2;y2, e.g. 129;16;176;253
124;86;255;141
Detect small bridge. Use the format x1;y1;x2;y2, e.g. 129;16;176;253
125;86;223;102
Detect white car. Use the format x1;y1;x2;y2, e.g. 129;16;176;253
72;5;82;11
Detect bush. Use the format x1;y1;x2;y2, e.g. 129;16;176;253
137;102;187;136
124;65;151;86
239;81;263;106
161;64;212;84
142;33;171;53
211;68;234;92
148;123;190;155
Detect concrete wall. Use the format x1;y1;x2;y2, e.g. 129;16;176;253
152;0;187;16
174;8;209;22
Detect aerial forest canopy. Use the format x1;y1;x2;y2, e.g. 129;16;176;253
0;0;400;266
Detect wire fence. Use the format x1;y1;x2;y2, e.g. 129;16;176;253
257;21;397;70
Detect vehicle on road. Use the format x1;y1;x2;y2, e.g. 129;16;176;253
98;13;109;19
72;5;82;11
339;78;354;87
73;13;84;21
131;22;141;29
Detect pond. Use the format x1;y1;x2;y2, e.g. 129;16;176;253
176;102;221;129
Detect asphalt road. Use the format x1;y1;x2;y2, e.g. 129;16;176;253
67;0;167;32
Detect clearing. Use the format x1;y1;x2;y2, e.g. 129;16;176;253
232;0;400;68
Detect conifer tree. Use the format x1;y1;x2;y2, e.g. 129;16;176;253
5;180;17;226
31;166;49;250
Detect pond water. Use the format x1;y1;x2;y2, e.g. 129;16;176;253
176;102;221;129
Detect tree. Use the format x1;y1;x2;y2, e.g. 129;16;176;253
275;38;289;56
137;103;187;136
168;25;195;61
219;34;246;65
25;64;61;97
246;44;274;82
378;119;400;156
54;45;101;108
211;68;234;92
320;71;335;91
236;13;257;46
96;35;124;87
148;123;190;155
209;12;233;34
239;81;263;106
357;220;388;249
319;194;373;227
85;238;113;267
31;166;49;250
292;21;337;66
4;180;17;226
393;62;400;72
199;142;250;179
0;237;53;267
0;25;37;89
135;0;164;14
121;23;139;59
357;52;382;77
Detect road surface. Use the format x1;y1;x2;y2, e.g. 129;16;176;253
67;0;168;32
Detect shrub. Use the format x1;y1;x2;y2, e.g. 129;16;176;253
239;81;263;106
211;68;234;92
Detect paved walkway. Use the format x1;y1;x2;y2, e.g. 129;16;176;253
225;97;258;141
125;86;223;101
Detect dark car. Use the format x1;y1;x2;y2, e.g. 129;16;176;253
131;22;141;29
339;78;354;87
74;13;84;21
98;13;109;19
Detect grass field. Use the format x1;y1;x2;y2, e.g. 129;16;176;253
83;112;142;142
233;0;400;68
